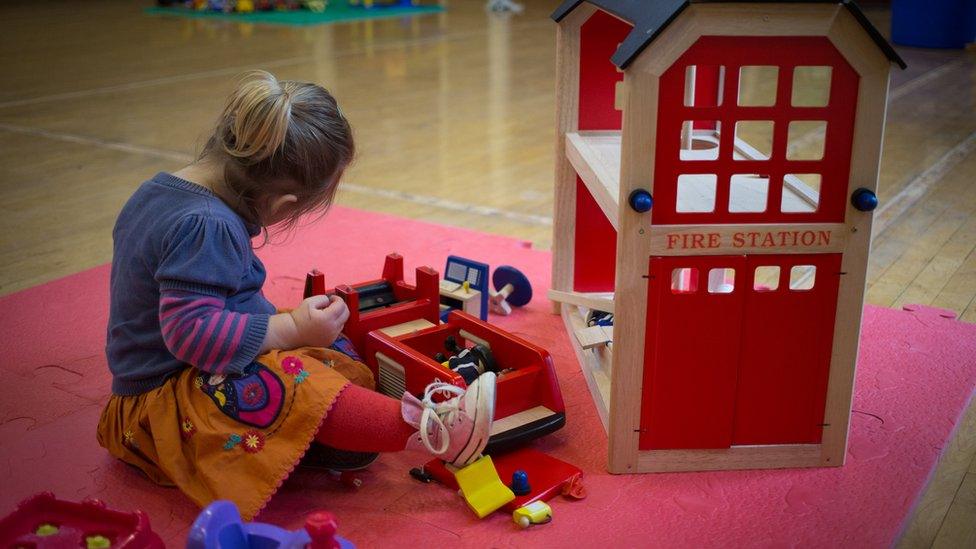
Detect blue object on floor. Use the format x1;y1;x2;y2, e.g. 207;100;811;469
510;470;531;496
493;266;532;308
186;500;354;549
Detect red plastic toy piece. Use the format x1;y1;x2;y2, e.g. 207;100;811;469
561;473;586;500
328;470;364;489
306;254;442;354
303;269;326;299
424;448;583;513
305;511;341;549
0;493;164;548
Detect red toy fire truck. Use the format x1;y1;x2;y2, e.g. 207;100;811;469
305;254;565;453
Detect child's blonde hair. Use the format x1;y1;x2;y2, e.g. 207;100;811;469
203;70;354;229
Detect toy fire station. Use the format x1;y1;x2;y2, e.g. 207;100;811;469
547;0;905;473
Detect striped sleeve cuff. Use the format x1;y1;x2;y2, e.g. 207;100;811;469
221;313;270;375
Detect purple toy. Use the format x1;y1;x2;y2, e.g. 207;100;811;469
186;500;353;549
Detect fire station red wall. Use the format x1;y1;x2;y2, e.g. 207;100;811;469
572;11;630;293
573;177;617;293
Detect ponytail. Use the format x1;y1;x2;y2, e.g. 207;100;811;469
220;71;292;163
202;70;355;229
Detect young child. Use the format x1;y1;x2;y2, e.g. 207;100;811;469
97;70;496;520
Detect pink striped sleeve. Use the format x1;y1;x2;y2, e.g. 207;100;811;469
159;290;268;374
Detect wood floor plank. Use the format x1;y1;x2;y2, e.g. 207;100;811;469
931;472;976;549
891;186;976;310
962;301;976;324
899;398;976;549
867;152;976;308
926;232;976;315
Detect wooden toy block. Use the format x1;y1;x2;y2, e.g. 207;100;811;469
549;0;904;473
574;325;613;350
547;289;614;313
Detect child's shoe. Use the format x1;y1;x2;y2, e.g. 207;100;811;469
402;372;496;467
300;443;379;471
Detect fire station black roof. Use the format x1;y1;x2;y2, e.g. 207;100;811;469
550;0;907;70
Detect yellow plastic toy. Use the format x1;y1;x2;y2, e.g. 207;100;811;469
513;501;552;529
452;455;515;518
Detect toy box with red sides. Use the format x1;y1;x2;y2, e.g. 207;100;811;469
304;253;441;355
0;493;164;548
304;254;566;452
365;310;566;454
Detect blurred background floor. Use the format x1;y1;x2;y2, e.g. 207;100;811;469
0;1;974;546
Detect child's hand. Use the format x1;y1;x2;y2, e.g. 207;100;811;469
289;295;350;348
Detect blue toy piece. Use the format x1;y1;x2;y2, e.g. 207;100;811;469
628;189;654;213
586;310;614;327
510;470;531;496
441;256;490;322
187;501;353;549
492;266;532;307
851;188;879;212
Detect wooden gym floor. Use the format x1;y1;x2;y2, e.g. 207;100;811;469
0;1;973;545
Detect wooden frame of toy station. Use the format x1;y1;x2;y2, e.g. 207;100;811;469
548;0;905;473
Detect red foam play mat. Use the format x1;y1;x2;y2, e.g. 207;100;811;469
1;206;975;547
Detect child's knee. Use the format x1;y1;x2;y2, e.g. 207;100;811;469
332;359;375;390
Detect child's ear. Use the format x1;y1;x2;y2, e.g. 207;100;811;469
269;194;299;216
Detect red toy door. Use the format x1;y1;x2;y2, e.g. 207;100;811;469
640;255;746;450
732;254;842;445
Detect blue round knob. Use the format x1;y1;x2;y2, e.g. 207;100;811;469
851;188;878;212
629;189;653;213
511;470;531;496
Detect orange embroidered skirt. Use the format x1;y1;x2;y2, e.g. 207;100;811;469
96;347;374;520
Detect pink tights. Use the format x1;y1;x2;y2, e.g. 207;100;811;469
314;384;416;452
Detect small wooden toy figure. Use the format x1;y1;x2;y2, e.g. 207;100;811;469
441;335;496;384
548;0;904;473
